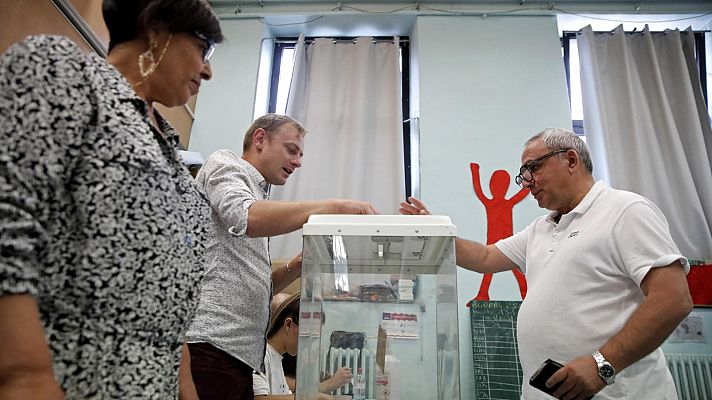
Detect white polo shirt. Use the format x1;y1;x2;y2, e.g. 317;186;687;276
496;181;687;399
253;343;292;396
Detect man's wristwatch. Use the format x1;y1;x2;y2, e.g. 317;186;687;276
592;351;616;385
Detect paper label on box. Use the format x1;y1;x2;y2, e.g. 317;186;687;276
375;373;391;400
380;312;418;339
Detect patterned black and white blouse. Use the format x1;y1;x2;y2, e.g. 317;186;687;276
0;36;211;399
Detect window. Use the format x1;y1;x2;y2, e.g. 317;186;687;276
268;37;413;198
561;31;708;138
269;45;296;115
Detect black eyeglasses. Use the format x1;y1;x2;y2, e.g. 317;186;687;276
515;149;570;187
194;31;216;63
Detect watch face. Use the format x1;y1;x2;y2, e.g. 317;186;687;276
600;364;615;378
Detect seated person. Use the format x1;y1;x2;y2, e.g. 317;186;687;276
254;293;351;399
282;352;297;392
271;292;291;316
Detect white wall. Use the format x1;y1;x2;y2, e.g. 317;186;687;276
190;19;265;156
412;15;572;399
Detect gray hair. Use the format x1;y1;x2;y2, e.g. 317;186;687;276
243;114;307;152
526;127;593;174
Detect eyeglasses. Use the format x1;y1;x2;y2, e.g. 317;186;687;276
515;149;570;187
194;31;216;63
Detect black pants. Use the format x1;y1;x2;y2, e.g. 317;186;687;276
188;342;255;400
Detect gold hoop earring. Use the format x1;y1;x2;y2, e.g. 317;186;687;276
134;33;173;87
138;35;158;78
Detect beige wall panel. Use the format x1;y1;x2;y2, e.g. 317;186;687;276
69;0;109;48
176;95;199;149
1;0;91;53
156;101;195;149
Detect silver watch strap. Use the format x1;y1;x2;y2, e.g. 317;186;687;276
592;350;606;364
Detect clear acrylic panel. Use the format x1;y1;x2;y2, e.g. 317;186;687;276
296;219;460;400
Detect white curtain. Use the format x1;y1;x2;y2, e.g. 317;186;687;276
578;24;712;259
269;36;405;259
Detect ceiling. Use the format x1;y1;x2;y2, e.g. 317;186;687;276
557;12;712;34
209;1;712;37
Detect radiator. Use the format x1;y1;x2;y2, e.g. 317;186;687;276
324;347;375;398
666;353;712;400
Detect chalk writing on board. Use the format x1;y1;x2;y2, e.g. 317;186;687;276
470;301;523;400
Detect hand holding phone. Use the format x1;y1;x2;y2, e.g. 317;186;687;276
529;359;594;399
529;359;564;396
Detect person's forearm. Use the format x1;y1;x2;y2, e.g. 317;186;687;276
0;295;64;400
318;367;351;393
598;265;693;372
0;370;64;400
246;198;376;238
318;379;331;393
273;255;302;293
400;198;512;273
318;378;341;394
246;200;335;238
455;238;515;273
178;343;199;400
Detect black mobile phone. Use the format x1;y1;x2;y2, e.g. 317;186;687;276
529;359;564;396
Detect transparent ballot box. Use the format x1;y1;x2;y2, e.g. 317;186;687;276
296;215;460;400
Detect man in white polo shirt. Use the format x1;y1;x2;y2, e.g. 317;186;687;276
400;127;693;399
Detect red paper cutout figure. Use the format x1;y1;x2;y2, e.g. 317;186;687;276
470;163;529;300
686;264;712;306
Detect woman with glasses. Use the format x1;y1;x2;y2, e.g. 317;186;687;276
0;1;222;398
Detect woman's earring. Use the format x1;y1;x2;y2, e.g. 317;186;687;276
133;33;172;87
138;35;158;78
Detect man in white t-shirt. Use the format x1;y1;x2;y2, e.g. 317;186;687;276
400;128;693;399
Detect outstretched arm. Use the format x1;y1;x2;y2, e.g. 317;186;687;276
509;187;530;204
246;199;378;238
319;367;352;393
469;163;488;202
199;156;377;239
400;197;516;273
456;238;518;274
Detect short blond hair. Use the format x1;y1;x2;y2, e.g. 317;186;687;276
243;114;306;152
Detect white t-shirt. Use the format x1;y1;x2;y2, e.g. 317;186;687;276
496;181;688;399
253;343;292;396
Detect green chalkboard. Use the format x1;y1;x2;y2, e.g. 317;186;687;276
470;300;523;400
